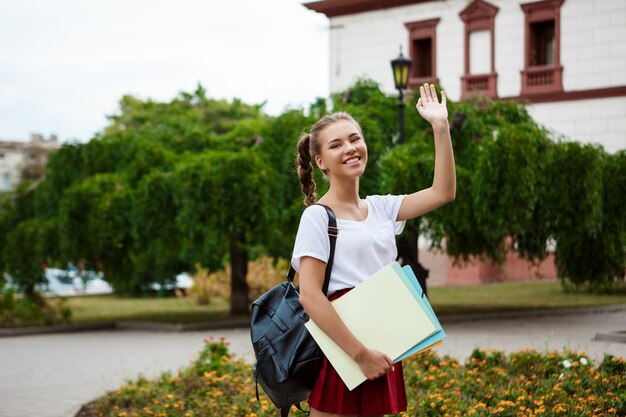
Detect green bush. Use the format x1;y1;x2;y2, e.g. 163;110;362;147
0;281;72;327
80;339;625;417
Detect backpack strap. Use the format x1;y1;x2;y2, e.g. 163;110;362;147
287;204;337;297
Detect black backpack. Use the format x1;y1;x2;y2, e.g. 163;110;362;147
250;204;337;417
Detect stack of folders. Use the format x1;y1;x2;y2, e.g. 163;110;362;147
305;262;445;391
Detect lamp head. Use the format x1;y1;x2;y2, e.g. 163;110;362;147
391;47;412;90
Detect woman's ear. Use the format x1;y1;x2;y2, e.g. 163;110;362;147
315;154;326;171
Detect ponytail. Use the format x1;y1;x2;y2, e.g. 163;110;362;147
297;133;316;206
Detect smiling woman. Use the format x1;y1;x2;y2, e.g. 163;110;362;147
281;83;456;417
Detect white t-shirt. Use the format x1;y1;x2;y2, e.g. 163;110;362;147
291;194;407;295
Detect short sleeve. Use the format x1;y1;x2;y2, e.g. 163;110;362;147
291;205;330;272
368;194;407;235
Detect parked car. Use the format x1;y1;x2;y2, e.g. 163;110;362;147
35;268;113;296
35;268;82;296
80;271;113;295
149;273;194;292
4;268;112;296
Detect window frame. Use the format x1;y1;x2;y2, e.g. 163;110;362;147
459;0;499;99
520;0;565;96
404;18;440;87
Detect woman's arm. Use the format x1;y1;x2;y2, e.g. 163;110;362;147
397;83;456;222
298;256;393;380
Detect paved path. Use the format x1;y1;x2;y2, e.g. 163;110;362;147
0;310;625;417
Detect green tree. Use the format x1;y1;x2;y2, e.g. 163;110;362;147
540;143;625;291
131;170;186;295
174;149;274;314
256;109;317;257
58;174;134;293
2;218;47;297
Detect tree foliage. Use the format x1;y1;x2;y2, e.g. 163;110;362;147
0;78;624;317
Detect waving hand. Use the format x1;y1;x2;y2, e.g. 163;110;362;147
416;83;448;125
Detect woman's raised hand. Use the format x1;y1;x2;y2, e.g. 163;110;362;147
416;82;448;126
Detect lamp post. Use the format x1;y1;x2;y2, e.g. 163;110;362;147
390;48;412;144
390;47;430;295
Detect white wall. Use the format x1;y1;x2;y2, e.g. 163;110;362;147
561;0;626;91
493;0;525;97
527;96;626;153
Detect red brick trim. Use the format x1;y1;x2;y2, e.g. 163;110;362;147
459;0;499;99
520;0;565;95
304;0;434;18
405;18;440;88
501;85;626;103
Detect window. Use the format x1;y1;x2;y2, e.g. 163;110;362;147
405;18;440;86
521;0;564;95
413;38;432;78
530;20;555;65
459;0;499;99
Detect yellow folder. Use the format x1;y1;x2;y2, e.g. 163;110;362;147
305;262;437;390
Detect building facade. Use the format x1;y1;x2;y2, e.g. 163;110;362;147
303;0;625;284
305;0;626;153
0;134;61;192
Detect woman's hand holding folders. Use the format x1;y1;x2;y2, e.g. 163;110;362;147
355;347;395;380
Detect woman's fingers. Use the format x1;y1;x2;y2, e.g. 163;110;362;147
424;83;432;102
384;354;394;371
419;82;443;105
441;90;447;106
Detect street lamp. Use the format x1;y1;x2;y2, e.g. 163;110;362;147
391;47;430;295
390;47;412;143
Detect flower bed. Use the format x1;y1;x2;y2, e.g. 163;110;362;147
80;338;625;417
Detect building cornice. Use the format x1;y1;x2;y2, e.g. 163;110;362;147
501;85;626;104
303;0;437;18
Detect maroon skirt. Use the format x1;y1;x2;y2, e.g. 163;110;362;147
308;288;408;416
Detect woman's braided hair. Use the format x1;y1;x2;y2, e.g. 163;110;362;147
296;112;362;206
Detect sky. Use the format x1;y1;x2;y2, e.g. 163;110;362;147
0;0;329;143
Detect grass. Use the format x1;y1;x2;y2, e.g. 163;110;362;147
60;294;232;325
47;279;626;327
427;279;626;315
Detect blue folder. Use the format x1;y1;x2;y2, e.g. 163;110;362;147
393;264;446;361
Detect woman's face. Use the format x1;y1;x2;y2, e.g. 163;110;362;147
315;120;368;180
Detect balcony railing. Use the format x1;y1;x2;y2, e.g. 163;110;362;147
521;65;563;95
461;73;497;99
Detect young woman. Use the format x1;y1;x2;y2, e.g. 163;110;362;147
292;83;456;417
